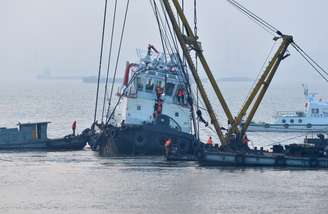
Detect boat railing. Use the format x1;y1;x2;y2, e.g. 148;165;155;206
274;111;306;118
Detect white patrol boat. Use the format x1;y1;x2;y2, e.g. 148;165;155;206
247;86;328;132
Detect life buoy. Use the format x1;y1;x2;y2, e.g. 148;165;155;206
235;154;245;165
264;123;270;128
178;140;190;154
135;135;145;147
108;129;117;138
306;123;312;128
283;124;289;129
309;158;319;167
196;150;205;160
275;156;286;166
91;144;98;151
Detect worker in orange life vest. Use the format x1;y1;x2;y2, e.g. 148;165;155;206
156;85;163;99
243;134;249;145
157;99;163;115
177;88;185;104
207;136;213;145
164;138;172;155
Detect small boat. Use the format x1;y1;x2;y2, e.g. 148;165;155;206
247;86;328;132
0;122;87;151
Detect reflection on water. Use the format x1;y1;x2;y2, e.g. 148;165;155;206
1;150;328;214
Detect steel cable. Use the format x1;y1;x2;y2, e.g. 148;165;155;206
106;0;131;120
101;0;118;122
94;0;109;124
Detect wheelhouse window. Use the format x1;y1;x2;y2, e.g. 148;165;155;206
136;77;143;91
298;119;302;123
311;108;319;114
282;119;286;123
156;80;163;88
290;119;294;123
165;82;175;96
145;79;154;92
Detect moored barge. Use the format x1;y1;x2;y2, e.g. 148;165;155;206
0;122;87;151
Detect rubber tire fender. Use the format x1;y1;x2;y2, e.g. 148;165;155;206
135;134;146;147
306;123;312;129
275;156;286;167
107;128;117;138
177;139;190;154
309;158;319;168
235;154;245;165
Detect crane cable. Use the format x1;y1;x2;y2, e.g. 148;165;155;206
156;0;193;93
106;0;131;120
193;0;201;139
151;0;188;89
94;0;109;124
227;0;328;83
226;0;278;36
101;0;118;123
292;43;328;82
150;0;168;58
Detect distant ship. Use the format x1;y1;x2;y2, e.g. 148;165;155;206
81;76;123;84
37;71;81;80
247;86;328;132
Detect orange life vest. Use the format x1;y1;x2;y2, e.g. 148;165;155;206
178;88;185;97
165;139;172;147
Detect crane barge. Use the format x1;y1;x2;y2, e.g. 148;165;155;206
162;0;328;168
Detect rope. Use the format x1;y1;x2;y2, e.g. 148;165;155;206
226;1;328;84
292;42;328;82
94;0;108;123
238;41;277;114
150;1;191;97
101;0;118;123
194;0;200;139
226;0;278;36
150;0;167;58
263;134;307;147
106;0;130;119
106;67;146;124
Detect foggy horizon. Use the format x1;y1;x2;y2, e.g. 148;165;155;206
2;0;328;85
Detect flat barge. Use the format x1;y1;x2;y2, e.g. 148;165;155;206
0;122;87;151
199;150;328;168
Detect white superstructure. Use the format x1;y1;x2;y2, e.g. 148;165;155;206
115;47;192;134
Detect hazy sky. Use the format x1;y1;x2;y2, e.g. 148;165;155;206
2;0;328;84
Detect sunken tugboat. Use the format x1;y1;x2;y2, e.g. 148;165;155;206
91;45;198;156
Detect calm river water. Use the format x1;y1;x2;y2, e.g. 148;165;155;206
0;79;328;214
